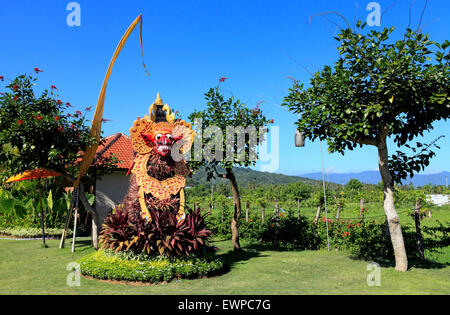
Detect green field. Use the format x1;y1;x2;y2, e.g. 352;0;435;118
1;236;449;295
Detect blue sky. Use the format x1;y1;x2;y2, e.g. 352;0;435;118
1;0;449;176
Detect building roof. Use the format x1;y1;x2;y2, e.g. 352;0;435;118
96;133;134;170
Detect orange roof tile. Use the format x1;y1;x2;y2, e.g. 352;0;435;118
95;133;134;170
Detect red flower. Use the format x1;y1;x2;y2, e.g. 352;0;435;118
0;76;4;81
58;126;64;132
348;225;351;229
75;110;82;115
54;115;59;121
85;106;92;112
66;102;72;107
219;76;228;82
34;68;43;73
70;123;75;129
67;113;72;117
13;85;19;91
35;115;43;121
13;96;19;101
17;120;24;125
270;119;274;123
101;118;112;123
56;100;63;105
356;223;361;226
50;85;58;90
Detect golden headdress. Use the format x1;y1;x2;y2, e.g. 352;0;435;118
130;93;195;155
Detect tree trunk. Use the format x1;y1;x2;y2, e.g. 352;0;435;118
208;201;212;216
297;199;301;219
91;214;98;249
378;139;408;271
414;198;425;260
78;183;99;250
359;198;365;217
226;168;241;251
88;184;98;249
313;204;322;225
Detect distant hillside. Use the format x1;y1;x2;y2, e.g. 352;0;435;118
300;170;450;187
187;167;321;187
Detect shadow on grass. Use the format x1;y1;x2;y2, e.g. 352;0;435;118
73;239;93;248
216;247;266;274
348;255;450;270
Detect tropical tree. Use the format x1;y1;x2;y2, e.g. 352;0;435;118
283;23;449;271
0;71;117;183
0;70;119;245
188;82;273;250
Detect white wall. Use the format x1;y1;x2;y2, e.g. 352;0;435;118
95;171;131;228
96;171;130;205
427;194;450;206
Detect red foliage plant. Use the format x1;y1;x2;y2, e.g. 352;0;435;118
99;207;213;257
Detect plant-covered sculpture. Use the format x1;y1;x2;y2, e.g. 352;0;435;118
100;94;213;257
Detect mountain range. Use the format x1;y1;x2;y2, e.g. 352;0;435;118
188;167;449;187
300;170;450;187
188;166;320;187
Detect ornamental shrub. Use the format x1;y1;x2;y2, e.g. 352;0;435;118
257;213;321;250
78;249;224;283
99;207;214;257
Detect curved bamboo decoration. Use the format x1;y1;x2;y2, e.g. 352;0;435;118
74;14;149;188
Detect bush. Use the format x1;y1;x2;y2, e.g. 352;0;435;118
78;249;224;283
258;213;321;250
315;218;450;260
206;210;263;241
99;207;214;257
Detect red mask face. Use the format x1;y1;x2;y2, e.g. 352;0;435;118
141;132;183;157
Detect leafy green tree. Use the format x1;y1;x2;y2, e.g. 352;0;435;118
188;85;272;250
0;71;116;183
345;178;363;192
283;23;449;271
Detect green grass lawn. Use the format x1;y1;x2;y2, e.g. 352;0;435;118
1;237;449;295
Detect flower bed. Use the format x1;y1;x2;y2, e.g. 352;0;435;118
78;249;225;284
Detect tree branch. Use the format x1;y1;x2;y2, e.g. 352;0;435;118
357;136;378;146
213;167;228;179
308;12;351;29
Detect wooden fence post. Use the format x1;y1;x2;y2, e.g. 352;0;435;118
313;204;322;225
336;201;342;221
359;198;365;217
414;198;425;260
261;202;265;223
274;198;280;227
